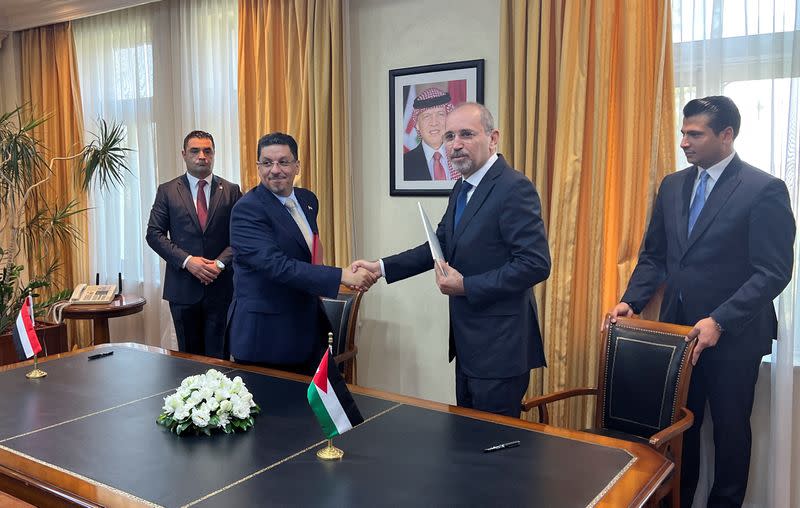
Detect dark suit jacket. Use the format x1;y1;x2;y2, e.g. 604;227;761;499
403;144;432;181
383;155;551;378
146;174;241;305
622;155;795;355
227;184;342;364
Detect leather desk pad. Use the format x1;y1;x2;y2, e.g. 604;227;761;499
196;404;633;508
0;346;633;507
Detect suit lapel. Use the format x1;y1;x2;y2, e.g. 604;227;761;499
674;168;695;253
295;191;319;234
205;175;223;228
683;157;743;254
177;174;202;232
449;158;502;255
258;186;311;255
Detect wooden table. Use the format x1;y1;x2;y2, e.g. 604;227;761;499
61;295;146;344
0;344;672;507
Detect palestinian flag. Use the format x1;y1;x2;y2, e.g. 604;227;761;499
307;348;364;438
13;296;42;360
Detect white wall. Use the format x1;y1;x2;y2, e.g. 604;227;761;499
0;32;22;112
348;0;500;403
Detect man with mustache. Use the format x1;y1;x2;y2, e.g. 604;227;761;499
147;130;242;359
353;103;551;416
607;96;795;507
227;132;377;375
403;87;456;181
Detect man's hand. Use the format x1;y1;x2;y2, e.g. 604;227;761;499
350;259;382;278
602;302;635;331
341;267;378;292
186;256;221;285
686;317;722;366
435;261;464;296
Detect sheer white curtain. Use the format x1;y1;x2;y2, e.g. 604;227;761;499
672;0;800;506
73;0;239;350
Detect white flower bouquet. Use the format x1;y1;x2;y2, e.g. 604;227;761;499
157;369;260;436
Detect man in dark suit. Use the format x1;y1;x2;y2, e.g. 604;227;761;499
403;87;456;181
146;130;242;359
608;96;795;507
353;103;551;417
227;132;376;375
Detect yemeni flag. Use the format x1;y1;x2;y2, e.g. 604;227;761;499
13;296;42;360
307;348;364;438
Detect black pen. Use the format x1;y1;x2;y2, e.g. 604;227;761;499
483;440;520;453
87;351;114;361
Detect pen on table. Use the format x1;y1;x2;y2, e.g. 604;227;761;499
88;351;114;361
483;440;520;453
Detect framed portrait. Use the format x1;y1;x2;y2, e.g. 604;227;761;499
389;59;484;196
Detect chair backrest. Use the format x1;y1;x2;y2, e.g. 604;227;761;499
320;286;363;377
596;316;695;440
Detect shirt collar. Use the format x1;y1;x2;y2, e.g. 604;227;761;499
698;151;736;182
185;172;212;189
272;189;298;207
462;153;498;188
421;141;447;161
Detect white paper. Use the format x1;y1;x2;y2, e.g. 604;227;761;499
418;202;448;277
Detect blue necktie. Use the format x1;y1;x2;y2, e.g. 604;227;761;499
687;170;709;235
454;181;473;228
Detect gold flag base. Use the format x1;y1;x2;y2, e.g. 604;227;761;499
316;439;344;460
26;368;47;379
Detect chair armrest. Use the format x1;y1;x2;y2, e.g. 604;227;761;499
649;407;694;449
521;388;597;424
333;345;358;364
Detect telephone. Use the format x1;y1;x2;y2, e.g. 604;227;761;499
69;284;117;305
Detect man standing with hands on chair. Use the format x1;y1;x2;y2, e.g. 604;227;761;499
227;132;376;375
352;103;551;417
147;130;242;359
607;96;794;507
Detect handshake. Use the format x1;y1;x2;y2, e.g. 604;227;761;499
339;259;465;296
340;260;382;292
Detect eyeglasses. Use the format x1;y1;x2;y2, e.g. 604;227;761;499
257;159;297;169
443;129;479;143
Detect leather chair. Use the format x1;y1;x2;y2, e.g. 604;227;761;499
522;316;697;508
321;285;363;384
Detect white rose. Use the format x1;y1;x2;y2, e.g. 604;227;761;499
174;404;191;421
186;392;203;408
191;407;210;428
214;389;231;402
230;376;244;394
233;403;250;419
217;412;230;428
206;397;219;412
177;387;191;399
219;399;233;413
199;387;214;401
162;393;183;415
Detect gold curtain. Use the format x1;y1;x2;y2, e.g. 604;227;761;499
500;0;675;427
238;0;352;266
20;22;90;347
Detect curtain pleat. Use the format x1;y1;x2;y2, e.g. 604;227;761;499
500;0;675;427
20;22;91;347
238;0;352;266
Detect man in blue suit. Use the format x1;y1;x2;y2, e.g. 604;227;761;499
227;132;376;375
353;103;551;416
146;131;241;359
608;96;795;507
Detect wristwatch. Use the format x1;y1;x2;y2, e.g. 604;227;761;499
215;259;225;270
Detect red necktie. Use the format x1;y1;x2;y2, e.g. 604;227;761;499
196;179;208;230
433;152;447;180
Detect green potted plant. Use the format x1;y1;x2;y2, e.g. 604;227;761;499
0;105;130;364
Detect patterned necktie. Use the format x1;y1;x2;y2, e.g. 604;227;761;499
285;198;313;252
687;170;710;235
196;179;208;231
454;181;473;228
432;152;447;180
